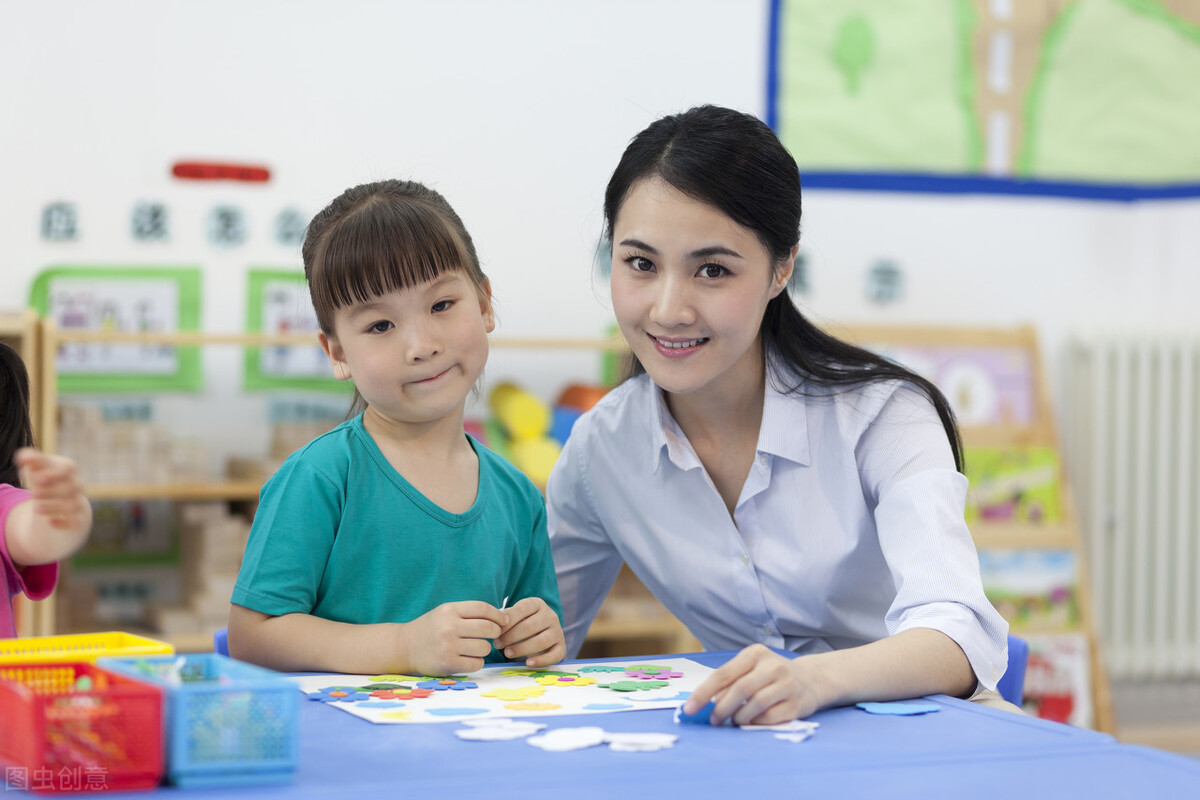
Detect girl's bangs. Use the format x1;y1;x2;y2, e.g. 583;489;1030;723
312;201;471;312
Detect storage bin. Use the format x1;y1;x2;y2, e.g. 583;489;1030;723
0;662;163;793
98;653;298;787
0;632;173;666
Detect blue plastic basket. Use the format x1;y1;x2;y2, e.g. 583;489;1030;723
97;653;298;787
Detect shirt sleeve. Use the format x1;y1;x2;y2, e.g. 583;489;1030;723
231;455;342;617
857;386;1010;691
545;423;624;658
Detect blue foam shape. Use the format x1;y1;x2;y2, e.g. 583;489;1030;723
856;701;940;716
676;699;717;724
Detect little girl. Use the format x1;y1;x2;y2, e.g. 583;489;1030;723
229;179;564;676
1;343;92;637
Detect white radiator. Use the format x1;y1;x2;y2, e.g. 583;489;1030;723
1064;334;1200;680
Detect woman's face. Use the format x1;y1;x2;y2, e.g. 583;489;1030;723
610;177;792;401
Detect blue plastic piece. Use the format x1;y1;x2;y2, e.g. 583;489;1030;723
213;626;229;656
856;701;940;716
550;406;583;445
98;653;298;787
997;634;1029;707
676;699;718;725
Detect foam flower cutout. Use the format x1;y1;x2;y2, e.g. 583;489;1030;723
307;686;372;703
577;665;629;673
371;674;428;683
535;674;597;687
625;669;684;680
417;678;479;691
505;701;562;711
483;686;546;701
598;680;670;692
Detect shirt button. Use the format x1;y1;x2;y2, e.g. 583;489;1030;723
762;623;773;636
740;553;750;566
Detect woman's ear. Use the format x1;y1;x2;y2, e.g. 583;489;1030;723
319;331;352;381
769;244;800;299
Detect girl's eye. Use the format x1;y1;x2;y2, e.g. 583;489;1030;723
431;300;453;313
626;256;655;272
698;263;729;279
368;320;393;334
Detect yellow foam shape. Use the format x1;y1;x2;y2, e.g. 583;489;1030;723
505;701;560;711
535;674;597;687
490;383;550;440
483;686;546;701
510;437;561;488
381;710;414;721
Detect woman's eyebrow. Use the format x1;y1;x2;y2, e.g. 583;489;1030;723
618;238;742;261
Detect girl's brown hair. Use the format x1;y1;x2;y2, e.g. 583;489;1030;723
302;179;487;335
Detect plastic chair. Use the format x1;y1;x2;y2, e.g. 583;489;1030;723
213;626;229;656
997;634;1028;707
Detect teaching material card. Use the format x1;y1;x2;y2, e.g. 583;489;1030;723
290;658;713;724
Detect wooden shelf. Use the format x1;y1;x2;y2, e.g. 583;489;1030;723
970;522;1077;550
87;481;263;502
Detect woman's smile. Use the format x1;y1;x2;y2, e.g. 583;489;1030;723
650;334;710;357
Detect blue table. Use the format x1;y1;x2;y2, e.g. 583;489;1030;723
87;650;1200;798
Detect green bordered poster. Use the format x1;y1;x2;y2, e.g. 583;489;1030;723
243;268;346;392
769;0;1200;199
29;265;202;392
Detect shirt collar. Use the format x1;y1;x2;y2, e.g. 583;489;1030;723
646;359;812;472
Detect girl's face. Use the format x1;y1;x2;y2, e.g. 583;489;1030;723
320;271;494;429
610;177;792;401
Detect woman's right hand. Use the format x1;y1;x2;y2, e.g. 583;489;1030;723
680;643;827;726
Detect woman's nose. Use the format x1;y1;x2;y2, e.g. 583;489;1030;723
649;276;696;328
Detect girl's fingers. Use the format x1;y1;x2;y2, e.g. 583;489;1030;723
501;626;555;659
460;618;504;640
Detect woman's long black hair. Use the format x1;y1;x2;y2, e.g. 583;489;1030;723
603;105;963;471
0;343;35;487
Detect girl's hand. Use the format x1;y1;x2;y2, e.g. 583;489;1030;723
492;597;565;668
401;601;507;676
15;448;91;537
681;643;825;726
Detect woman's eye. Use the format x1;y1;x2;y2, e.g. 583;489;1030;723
698;264;728;279
432;300;453;313
368;320;393;334
628;256;655;272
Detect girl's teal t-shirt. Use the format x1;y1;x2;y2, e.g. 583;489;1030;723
231;415;561;661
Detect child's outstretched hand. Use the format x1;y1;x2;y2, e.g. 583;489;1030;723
493;597;565;668
7;448;93;566
401;601;508;676
16;448;90;535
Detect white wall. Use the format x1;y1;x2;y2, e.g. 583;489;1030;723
3;0;1198;454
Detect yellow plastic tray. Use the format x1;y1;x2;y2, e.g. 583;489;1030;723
0;631;174;665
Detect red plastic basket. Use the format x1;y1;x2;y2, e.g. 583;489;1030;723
0;662;163;794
